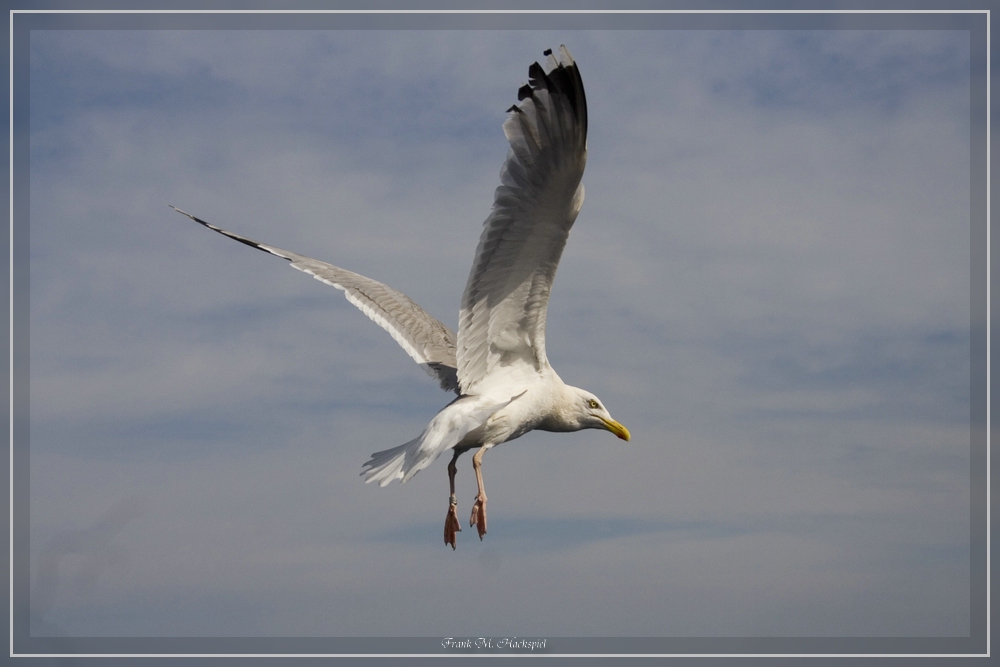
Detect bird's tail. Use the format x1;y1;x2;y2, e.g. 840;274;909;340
361;437;420;487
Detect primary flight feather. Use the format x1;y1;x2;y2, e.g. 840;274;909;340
172;45;629;549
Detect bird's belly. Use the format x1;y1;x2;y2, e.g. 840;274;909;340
476;400;539;447
453;377;554;451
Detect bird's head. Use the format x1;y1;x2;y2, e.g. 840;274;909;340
568;387;631;441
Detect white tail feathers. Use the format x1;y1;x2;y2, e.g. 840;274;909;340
360;437;420;487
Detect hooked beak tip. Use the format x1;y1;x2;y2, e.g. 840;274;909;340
602;418;630;442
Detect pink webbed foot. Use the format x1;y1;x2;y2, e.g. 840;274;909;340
469;493;487;540
444;497;462;550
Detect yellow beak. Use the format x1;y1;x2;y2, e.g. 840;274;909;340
601;418;631;441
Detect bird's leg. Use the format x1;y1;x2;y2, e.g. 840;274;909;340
469;444;491;540
444;450;462;550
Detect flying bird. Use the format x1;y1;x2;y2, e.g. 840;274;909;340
172;46;630;549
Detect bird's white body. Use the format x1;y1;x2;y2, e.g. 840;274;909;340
363;365;607;487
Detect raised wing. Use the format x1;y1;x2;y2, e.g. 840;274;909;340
170;206;459;393
456;46;588;394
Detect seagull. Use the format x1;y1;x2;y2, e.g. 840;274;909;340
171;45;630;549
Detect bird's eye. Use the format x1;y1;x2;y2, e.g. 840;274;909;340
588;399;599;409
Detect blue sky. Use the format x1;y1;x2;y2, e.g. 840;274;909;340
27;28;971;638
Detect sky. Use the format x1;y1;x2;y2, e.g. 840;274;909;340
25;27;972;640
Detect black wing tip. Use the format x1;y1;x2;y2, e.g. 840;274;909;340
168;204;208;226
527;61;546;83
169;204;279;256
508;47;587;136
527;47;582;94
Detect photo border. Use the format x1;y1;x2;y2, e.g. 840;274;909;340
6;6;989;659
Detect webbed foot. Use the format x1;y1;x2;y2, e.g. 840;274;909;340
469;493;487;540
444;496;462;550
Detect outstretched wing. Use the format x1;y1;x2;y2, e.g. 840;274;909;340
170;206;459;393
457;46;588;394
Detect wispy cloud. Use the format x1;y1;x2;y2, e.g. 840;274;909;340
27;28;971;638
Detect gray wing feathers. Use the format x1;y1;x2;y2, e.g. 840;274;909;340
456;46;588;393
169;206;460;393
